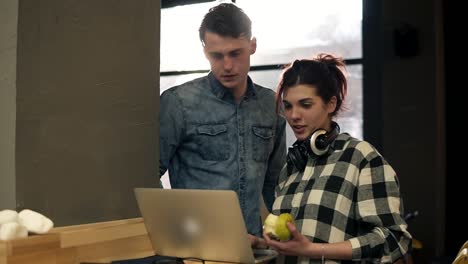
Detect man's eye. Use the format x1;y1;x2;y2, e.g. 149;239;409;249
230;51;240;57
211;54;223;59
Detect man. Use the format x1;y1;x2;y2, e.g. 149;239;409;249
159;3;286;238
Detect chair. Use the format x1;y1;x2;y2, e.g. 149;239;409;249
453;241;468;264
458;241;468;257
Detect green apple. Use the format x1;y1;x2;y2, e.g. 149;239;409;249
263;213;295;241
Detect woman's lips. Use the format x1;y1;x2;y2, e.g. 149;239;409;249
292;125;306;134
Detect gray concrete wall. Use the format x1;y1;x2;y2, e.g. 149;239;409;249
0;0;18;210
12;0;160;226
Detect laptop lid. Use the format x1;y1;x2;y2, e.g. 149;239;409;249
134;188;276;264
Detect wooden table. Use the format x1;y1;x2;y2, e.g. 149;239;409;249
0;218;270;264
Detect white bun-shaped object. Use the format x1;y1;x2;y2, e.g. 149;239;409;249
0;209;18;225
0;222;28;240
18;209;54;234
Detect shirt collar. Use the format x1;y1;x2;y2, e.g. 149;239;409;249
208;72;257;100
330;133;350;151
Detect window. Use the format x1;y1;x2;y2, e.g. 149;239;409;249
160;1;362;186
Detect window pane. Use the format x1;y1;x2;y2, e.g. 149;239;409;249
160;2;217;72
160;73;206;94
248;65;362;146
160;64;362;146
161;0;362;71
236;0;362;66
160;0;363;154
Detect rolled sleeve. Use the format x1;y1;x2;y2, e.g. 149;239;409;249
353;154;412;262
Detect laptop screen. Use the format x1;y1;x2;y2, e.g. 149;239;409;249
134;188;276;264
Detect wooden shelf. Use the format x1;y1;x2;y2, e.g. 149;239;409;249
1;218;274;264
0;218;154;264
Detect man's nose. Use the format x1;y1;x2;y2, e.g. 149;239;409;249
223;57;233;70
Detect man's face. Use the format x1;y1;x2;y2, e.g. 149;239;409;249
203;31;256;93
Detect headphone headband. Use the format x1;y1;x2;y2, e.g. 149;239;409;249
286;122;340;174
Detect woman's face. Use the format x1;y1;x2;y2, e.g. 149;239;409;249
282;84;336;141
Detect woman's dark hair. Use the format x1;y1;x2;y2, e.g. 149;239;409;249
276;53;348;116
199;3;252;44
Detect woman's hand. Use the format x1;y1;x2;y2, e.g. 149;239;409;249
263;222;312;257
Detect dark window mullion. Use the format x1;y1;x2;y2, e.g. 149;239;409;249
160;58;363;76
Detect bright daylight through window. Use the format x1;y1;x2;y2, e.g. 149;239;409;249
160;0;363;155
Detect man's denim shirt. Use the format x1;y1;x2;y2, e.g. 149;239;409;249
159;73;286;236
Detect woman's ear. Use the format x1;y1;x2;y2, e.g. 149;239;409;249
250;37;257;55
327;96;337;114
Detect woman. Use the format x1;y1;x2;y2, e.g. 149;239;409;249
262;54;412;263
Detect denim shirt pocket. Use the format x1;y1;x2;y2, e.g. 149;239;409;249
196;124;230;161
252;126;274;162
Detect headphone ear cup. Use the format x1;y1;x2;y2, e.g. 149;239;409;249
309;129;329;156
286;144;308;173
309;122;340;156
287;122;340;173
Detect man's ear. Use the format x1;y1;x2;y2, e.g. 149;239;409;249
203;46;209;59
250;37;257;55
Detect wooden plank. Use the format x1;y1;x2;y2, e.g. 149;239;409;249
8;234;60;255
6;249;59;264
51;218;143;233
0;241;11;257
1;218;153;264
0;246;7;264
55;247;78;264
56;220;148;248
75;234;153;263
7;243;76;264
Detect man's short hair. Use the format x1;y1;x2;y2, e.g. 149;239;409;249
199;3;252;44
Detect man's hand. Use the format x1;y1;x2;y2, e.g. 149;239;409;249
248;234;268;248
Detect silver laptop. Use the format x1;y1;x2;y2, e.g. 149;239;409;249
134;188;277;264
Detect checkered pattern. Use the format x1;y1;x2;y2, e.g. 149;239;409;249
273;134;412;263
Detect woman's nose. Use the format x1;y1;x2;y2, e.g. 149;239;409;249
289;107;301;120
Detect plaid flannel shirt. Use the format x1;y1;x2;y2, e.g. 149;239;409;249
273;133;412;263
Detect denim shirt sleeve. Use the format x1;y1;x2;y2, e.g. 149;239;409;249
159;89;185;177
262;115;286;211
